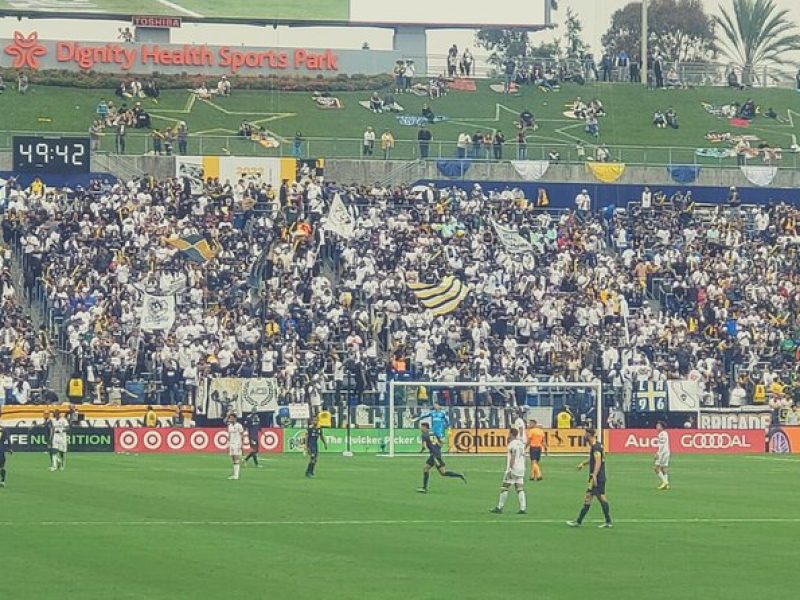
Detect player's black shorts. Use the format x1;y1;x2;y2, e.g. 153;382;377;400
426;452;445;469
249;437;259;450
308;447;319;459
587;478;606;496
529;447;542;461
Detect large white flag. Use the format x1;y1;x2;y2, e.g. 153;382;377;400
323;193;355;239
140;293;176;332
492;219;535;255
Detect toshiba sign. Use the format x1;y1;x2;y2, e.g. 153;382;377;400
607;429;765;454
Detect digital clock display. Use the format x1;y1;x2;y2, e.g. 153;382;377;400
13;136;91;174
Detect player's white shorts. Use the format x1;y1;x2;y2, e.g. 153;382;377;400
503;473;525;486
655;452;670;468
229;446;242;457
52;437;68;453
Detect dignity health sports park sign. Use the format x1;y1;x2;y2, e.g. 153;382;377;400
2;31;403;76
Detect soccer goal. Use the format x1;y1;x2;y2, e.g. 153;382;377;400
386;380;603;457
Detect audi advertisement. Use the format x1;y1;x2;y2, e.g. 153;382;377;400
114;428;284;454
607;429;766;454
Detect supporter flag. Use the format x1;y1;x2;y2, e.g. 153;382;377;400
140;292;176;332
492;219;535;255
323;193;355;239
248;248;270;291
0;178;6;203
165;234;220;263
408;276;469;316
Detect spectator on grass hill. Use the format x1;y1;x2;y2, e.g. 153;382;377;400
17;72;29;94
404;60;415;92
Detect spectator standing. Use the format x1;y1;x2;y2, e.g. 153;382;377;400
492;130;505;160
380;129;395;160
176;122;188;155
462;49;474;77
515;128;528;160
616;50;630;82
417;125;432;159
456;132;470;159
115;121;126;153
293;131;304;158
404;60;415;92
653;53;665;89
503;59;516;93
362;126;376;157
575;189;591;221
600;53;612;81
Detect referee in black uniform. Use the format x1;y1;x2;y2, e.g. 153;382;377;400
568;428;613;528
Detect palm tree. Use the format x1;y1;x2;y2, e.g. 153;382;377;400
714;0;800;85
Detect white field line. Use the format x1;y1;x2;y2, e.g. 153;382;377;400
0;517;798;527
154;0;204;18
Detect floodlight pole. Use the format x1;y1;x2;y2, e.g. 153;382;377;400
641;0;649;87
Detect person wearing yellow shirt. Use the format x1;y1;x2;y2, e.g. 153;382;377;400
380;129;395;160
556;407;573;429
144;405;158;428
526;420;548;481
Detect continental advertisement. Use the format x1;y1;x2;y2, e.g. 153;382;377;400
448;428;592;454
768;427;800;454
283;428;426;454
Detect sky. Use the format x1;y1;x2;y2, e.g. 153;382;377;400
0;0;799;61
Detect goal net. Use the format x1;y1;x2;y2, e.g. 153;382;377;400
386;380;603;457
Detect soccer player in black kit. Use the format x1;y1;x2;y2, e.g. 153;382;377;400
305;416;327;478
568;428;613;528
0;424;12;488
417;422;466;493
243;412;262;467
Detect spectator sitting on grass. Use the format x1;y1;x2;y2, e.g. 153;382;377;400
369;91;383;113
573;97;588;119
144;79;160;99
666;67;681;88
596;145;610;162
520;108;536;130
764;107;785;123
665;108;679;129
653;110;666;128
738;99;756;120
589;98;606;117
217;76;231;96
422;103;436;123
239;121;254;137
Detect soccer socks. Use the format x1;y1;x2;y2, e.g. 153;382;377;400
50;452;57;470
497;489;509;509
252;454;259;466
0;468;5;483
658;472;668;485
532;464;541;479
422;471;430;489
517;490;527;512
443;470;463;480
232;464;240;479
600;500;612;524
576;503;591;524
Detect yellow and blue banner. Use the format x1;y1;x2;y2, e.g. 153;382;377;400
166;234;220;264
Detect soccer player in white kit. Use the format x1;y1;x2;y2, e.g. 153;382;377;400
49;410;69;472
226;413;245;480
654;421;671;490
490;428;528;514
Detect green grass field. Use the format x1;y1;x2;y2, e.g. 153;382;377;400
0;452;798;599
0;0;349;21
1;81;798;163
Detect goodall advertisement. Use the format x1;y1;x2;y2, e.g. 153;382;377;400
607;429;765;454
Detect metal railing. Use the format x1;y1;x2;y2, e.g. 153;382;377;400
2;130;798;169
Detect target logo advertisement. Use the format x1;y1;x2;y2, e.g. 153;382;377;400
114;428;283;454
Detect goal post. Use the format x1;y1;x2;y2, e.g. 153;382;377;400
387;380;603;457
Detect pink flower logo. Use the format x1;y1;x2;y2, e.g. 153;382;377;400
4;31;47;70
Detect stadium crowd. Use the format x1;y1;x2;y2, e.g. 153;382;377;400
1;173;798;413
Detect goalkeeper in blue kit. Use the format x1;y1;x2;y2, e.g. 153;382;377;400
415;402;449;440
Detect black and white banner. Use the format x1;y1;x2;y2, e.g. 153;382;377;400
323;193;355;239
140;292;176;332
199;377;280;418
492;219;534;255
699;409;772;430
